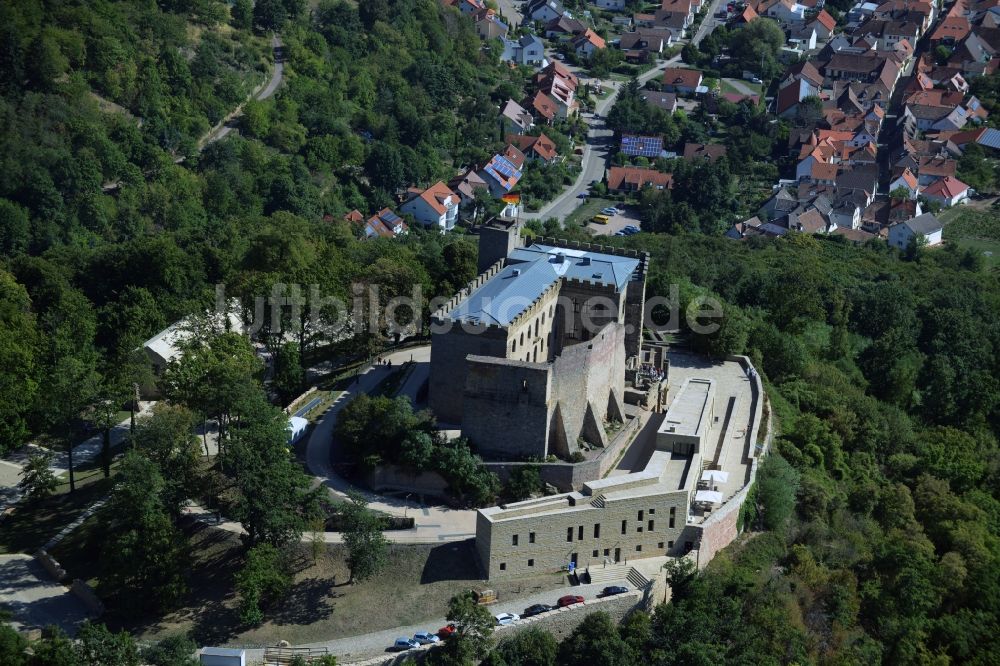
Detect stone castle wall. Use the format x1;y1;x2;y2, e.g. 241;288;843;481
428;324;509;425
462;358;554;459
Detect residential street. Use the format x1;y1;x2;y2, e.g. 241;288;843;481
523;56;679;222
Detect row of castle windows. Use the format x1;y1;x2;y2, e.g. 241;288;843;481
508;508;676;548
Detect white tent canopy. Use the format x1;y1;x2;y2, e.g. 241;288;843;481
287;416;309;444
701;470;730;484
695;490;723;504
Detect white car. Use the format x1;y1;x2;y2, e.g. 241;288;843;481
495;612;520;626
413;631;440;645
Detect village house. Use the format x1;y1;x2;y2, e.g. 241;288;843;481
662;67;703;94
501;34;546;66
501;99;534;136
400;181;461;231
506;133;560;163
640;90;678;113
524;0;569;23
921;175;970;207
573;29;607;58
606;166;674;192
478;146;526;198
888;212;944;248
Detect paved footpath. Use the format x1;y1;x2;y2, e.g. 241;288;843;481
0;402;155;512
304;346;477;543
185;345;478;544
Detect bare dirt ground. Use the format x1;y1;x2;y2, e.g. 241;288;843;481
82;524;568;648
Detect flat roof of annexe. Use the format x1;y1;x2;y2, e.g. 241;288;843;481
658;378;714;439
447;244;640;326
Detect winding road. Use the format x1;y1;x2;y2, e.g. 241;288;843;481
199;34;284;149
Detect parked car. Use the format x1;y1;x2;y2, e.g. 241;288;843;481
554;53;565;60
601;207;619;215
495;612;520;626
523;603;555;617
577;191;589;199
600;585;629;597
557;594;585;607
437;624;457;639
413;632;440;645
390;638;419;652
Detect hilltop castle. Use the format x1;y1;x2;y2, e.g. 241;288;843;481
428;219;648;461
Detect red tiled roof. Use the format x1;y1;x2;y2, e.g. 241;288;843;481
410;181;458;215
344;209;364;223
575;29;606;49
682;143;728;161
815;9;836;31
812;162;840;181
923;175;968;198
503;144;527;170
662;67;702;88
607;166;674;190
930;16;971;43
918;156;958;177
506;133;559;162
527;91;558;120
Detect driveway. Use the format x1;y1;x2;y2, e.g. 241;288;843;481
722;78;760;97
523;55;680;223
0;555;94;635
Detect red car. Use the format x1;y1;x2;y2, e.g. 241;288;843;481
437;624;457;639
557;594;585;607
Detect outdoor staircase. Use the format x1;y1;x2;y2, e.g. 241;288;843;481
586;561;651;589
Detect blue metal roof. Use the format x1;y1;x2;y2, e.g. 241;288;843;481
448;245;640;326
509;245;640;291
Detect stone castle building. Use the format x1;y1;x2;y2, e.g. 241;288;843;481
475;377;718;579
428;219;649;460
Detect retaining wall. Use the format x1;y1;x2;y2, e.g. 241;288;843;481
483;414;641;492
34;549;66;583
339;591;645;666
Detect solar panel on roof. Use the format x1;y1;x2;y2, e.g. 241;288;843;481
381;211;402;223
621;135;662;157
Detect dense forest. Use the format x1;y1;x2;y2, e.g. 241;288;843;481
0;0;518;453
1;1;999;665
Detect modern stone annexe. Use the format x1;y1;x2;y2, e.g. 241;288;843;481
428;219;648;461
476;377;717;580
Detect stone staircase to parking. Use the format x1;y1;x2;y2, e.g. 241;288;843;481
586;561;651;590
